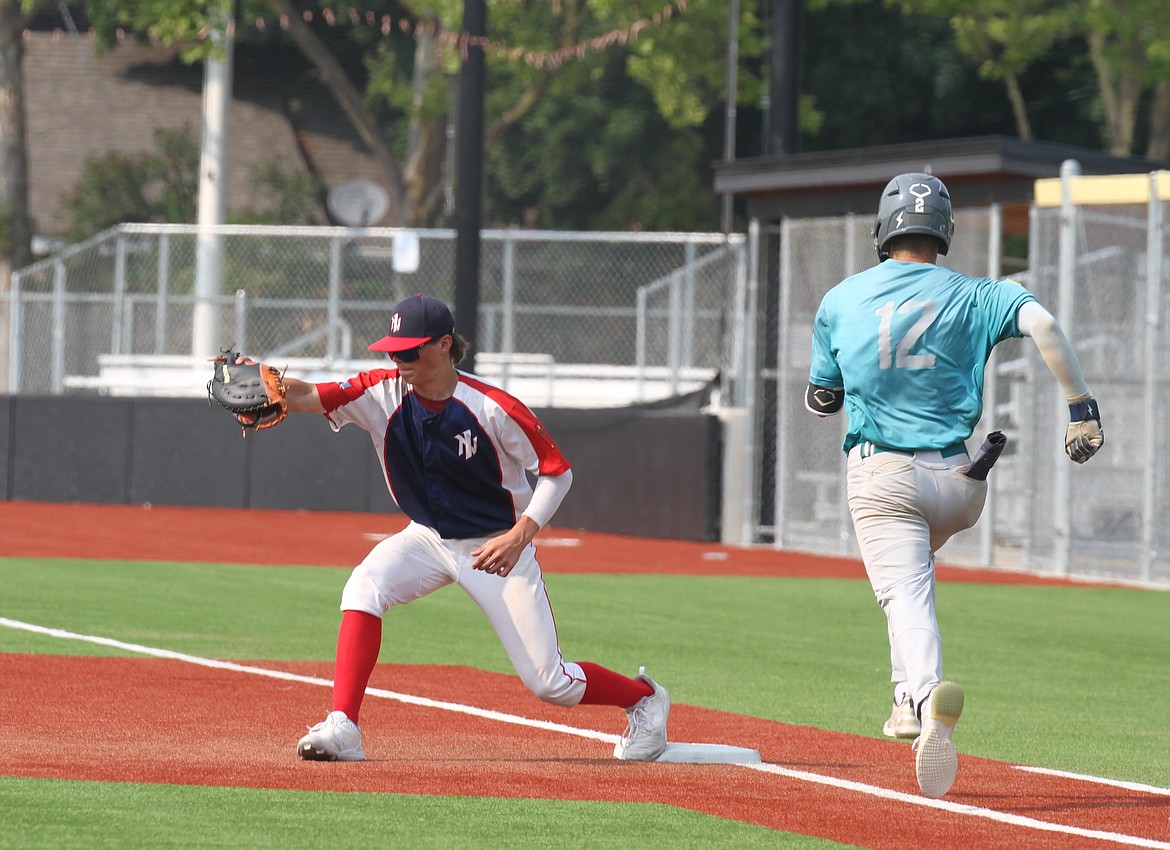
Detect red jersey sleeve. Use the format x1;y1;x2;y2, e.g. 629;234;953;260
315;369;399;414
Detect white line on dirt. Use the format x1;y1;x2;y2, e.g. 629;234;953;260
4;616;1168;850
1013;765;1170;796
744;762;1170;848
0;617;618;744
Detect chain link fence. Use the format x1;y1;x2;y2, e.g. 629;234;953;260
1;225;745;409
753;168;1169;586
3;171;1167;586
755;208;1007;558
1020;170;1168;583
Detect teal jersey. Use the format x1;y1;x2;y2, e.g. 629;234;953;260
809;260;1035;453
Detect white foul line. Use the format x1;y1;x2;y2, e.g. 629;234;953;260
3;616;1168;850
0;617;617;745
742;762;1170;848
1013;765;1170;797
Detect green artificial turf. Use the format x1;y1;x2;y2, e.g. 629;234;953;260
0;777;852;850
1;556;1167;787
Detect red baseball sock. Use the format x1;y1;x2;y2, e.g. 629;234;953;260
331;610;383;724
575;661;653;708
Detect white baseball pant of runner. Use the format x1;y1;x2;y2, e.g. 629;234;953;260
845;448;987;710
339;520;587;707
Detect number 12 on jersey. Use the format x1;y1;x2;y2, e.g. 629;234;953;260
876;300;937;370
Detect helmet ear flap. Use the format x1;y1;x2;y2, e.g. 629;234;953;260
872;217;887;261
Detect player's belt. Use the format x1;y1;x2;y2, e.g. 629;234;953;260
857;441;967;459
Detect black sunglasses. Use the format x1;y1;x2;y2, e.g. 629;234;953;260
388;338;434;363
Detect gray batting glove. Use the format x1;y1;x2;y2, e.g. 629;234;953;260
1065;396;1103;463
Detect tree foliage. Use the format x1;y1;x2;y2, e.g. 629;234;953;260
884;0;1170;156
79;0;763;231
54;0;1170;243
64;126;325;239
801;2;1011;148
65;127;198;240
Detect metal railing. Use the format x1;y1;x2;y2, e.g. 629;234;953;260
2;225;745;409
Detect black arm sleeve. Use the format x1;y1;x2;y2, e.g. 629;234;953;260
804;383;844;417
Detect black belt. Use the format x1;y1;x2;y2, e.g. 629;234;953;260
857;441;967;459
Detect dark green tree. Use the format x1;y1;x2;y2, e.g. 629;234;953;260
80;0;764;231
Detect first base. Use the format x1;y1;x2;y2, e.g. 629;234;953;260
654;742;762;764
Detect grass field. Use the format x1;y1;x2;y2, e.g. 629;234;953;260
0;777;829;850
1;554;1166;848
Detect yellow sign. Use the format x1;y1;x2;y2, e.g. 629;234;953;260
1034;171;1170;207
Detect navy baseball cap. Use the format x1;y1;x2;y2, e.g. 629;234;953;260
368;294;456;353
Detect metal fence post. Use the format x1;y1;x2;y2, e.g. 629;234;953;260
741;218;761;543
8;269;22;393
981;204;1002;566
328;235;343;360
1054;159;1081;575
635;287;648;402
729;240;748;406
683;242;696;368
113;232;128;355
501;233;516;390
155;234;171;354
235;289;249;355
668;269;682;396
1023;203;1042;571
772;217;793;548
51;260;66;394
1141;174;1164;583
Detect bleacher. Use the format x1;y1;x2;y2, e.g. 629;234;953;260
63;353;717;409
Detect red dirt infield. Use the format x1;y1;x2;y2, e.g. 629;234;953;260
2;501;1167;849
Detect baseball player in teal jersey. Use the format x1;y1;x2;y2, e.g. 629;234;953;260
805;173;1104;798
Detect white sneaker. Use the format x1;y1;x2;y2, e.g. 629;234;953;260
297;710;366;761
913;681;964;798
882;695;921;739
613;669;670;761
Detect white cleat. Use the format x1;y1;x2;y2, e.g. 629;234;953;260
297;710;366;762
882;695;921;739
913;681;964;798
614;668;670;761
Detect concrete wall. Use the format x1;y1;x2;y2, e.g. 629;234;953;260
0;396;721;541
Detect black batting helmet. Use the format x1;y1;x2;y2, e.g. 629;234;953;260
872;172;955;261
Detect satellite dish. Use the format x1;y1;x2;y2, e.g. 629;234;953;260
327;179;391;227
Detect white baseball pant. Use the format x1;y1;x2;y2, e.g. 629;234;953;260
845;447;987;710
339;520;587;707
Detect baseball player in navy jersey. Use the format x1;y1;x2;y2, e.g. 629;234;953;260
262;294;669;762
805;173;1103;798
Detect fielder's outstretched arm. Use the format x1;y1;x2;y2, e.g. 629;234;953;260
282;375;325;414
233;354;325;414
